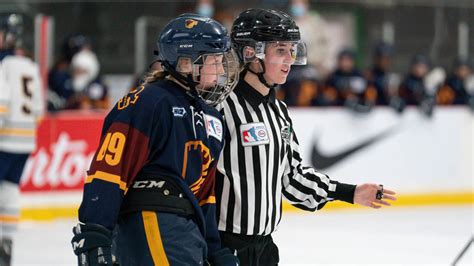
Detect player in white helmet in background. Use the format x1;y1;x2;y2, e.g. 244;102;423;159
0;14;44;266
47;34;109;111
68;49;109;110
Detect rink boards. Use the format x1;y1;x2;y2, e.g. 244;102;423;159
18;107;474;220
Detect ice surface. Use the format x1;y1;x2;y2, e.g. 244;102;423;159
11;206;473;265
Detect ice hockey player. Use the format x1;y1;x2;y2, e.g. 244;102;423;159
70;14;240;265
0;14;44;266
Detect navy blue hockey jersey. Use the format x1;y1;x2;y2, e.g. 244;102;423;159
78;79;225;253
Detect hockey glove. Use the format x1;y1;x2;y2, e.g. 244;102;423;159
419;96;435;118
389;97;406;114
208;247;239;266
71;223;113;266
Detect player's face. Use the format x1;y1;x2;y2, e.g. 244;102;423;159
411;63;428;78
376;55;391;70
263;42;295;85
455;65;471;80
198;54;225;90
339;56;354;73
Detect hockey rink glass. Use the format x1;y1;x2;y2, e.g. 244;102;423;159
192;50;240;106
243;41;307;65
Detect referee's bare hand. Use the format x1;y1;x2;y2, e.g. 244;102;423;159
353;183;397;209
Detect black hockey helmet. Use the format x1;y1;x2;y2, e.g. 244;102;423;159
338;48;356;60
231;8;307;66
453;56;471;70
374;41;394;58
61;34;91;62
0;14;23;50
411;54;430;67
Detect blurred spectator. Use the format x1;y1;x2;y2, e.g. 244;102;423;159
277;64;322;106
437;57;473;107
364;42;400;105
397;54;430;105
67;49;109;110
196;0;215;17
290;0;333;76
0;14;22;61
394;54;441;116
323;49;376;112
47;34;91;111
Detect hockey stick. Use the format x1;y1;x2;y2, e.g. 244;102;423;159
451;236;473;266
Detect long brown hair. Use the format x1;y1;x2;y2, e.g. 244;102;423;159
141;69;168;86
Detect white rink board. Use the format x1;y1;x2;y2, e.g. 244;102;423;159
288;106;473;194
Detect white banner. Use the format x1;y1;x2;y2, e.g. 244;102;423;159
289;106;473;194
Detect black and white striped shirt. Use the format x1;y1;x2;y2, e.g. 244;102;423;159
215;78;355;236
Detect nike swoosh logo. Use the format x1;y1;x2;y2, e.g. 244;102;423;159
311;128;394;170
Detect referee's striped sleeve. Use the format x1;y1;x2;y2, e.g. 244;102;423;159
280;106;356;211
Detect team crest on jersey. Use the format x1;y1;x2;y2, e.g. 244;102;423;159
240;122;269;147
281;125;292;144
172;107;187;117
185;19;198;29
205;114;223;142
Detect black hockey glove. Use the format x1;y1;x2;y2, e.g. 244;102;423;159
71;223;113;266
208;247;239;266
389;97;406;114
419;96;435;118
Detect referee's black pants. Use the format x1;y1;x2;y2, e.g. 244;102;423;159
219;231;279;266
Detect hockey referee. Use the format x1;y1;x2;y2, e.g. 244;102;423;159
215;9;397;265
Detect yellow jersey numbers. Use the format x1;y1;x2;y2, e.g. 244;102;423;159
96;132;126;166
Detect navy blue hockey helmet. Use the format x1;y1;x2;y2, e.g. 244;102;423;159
156;13;239;105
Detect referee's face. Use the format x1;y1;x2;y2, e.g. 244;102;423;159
263;42;294;85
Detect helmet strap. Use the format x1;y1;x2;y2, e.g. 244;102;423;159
162;60;200;95
245;58;277;89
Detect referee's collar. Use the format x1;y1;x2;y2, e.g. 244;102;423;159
236;79;276;108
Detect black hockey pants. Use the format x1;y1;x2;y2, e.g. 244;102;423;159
219;231;279;266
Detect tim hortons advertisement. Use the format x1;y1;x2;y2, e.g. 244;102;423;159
20;111;105;192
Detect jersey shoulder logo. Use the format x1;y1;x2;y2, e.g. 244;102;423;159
117;86;144;110
172;106;187;117
240;122;269;147
205;114;223;142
